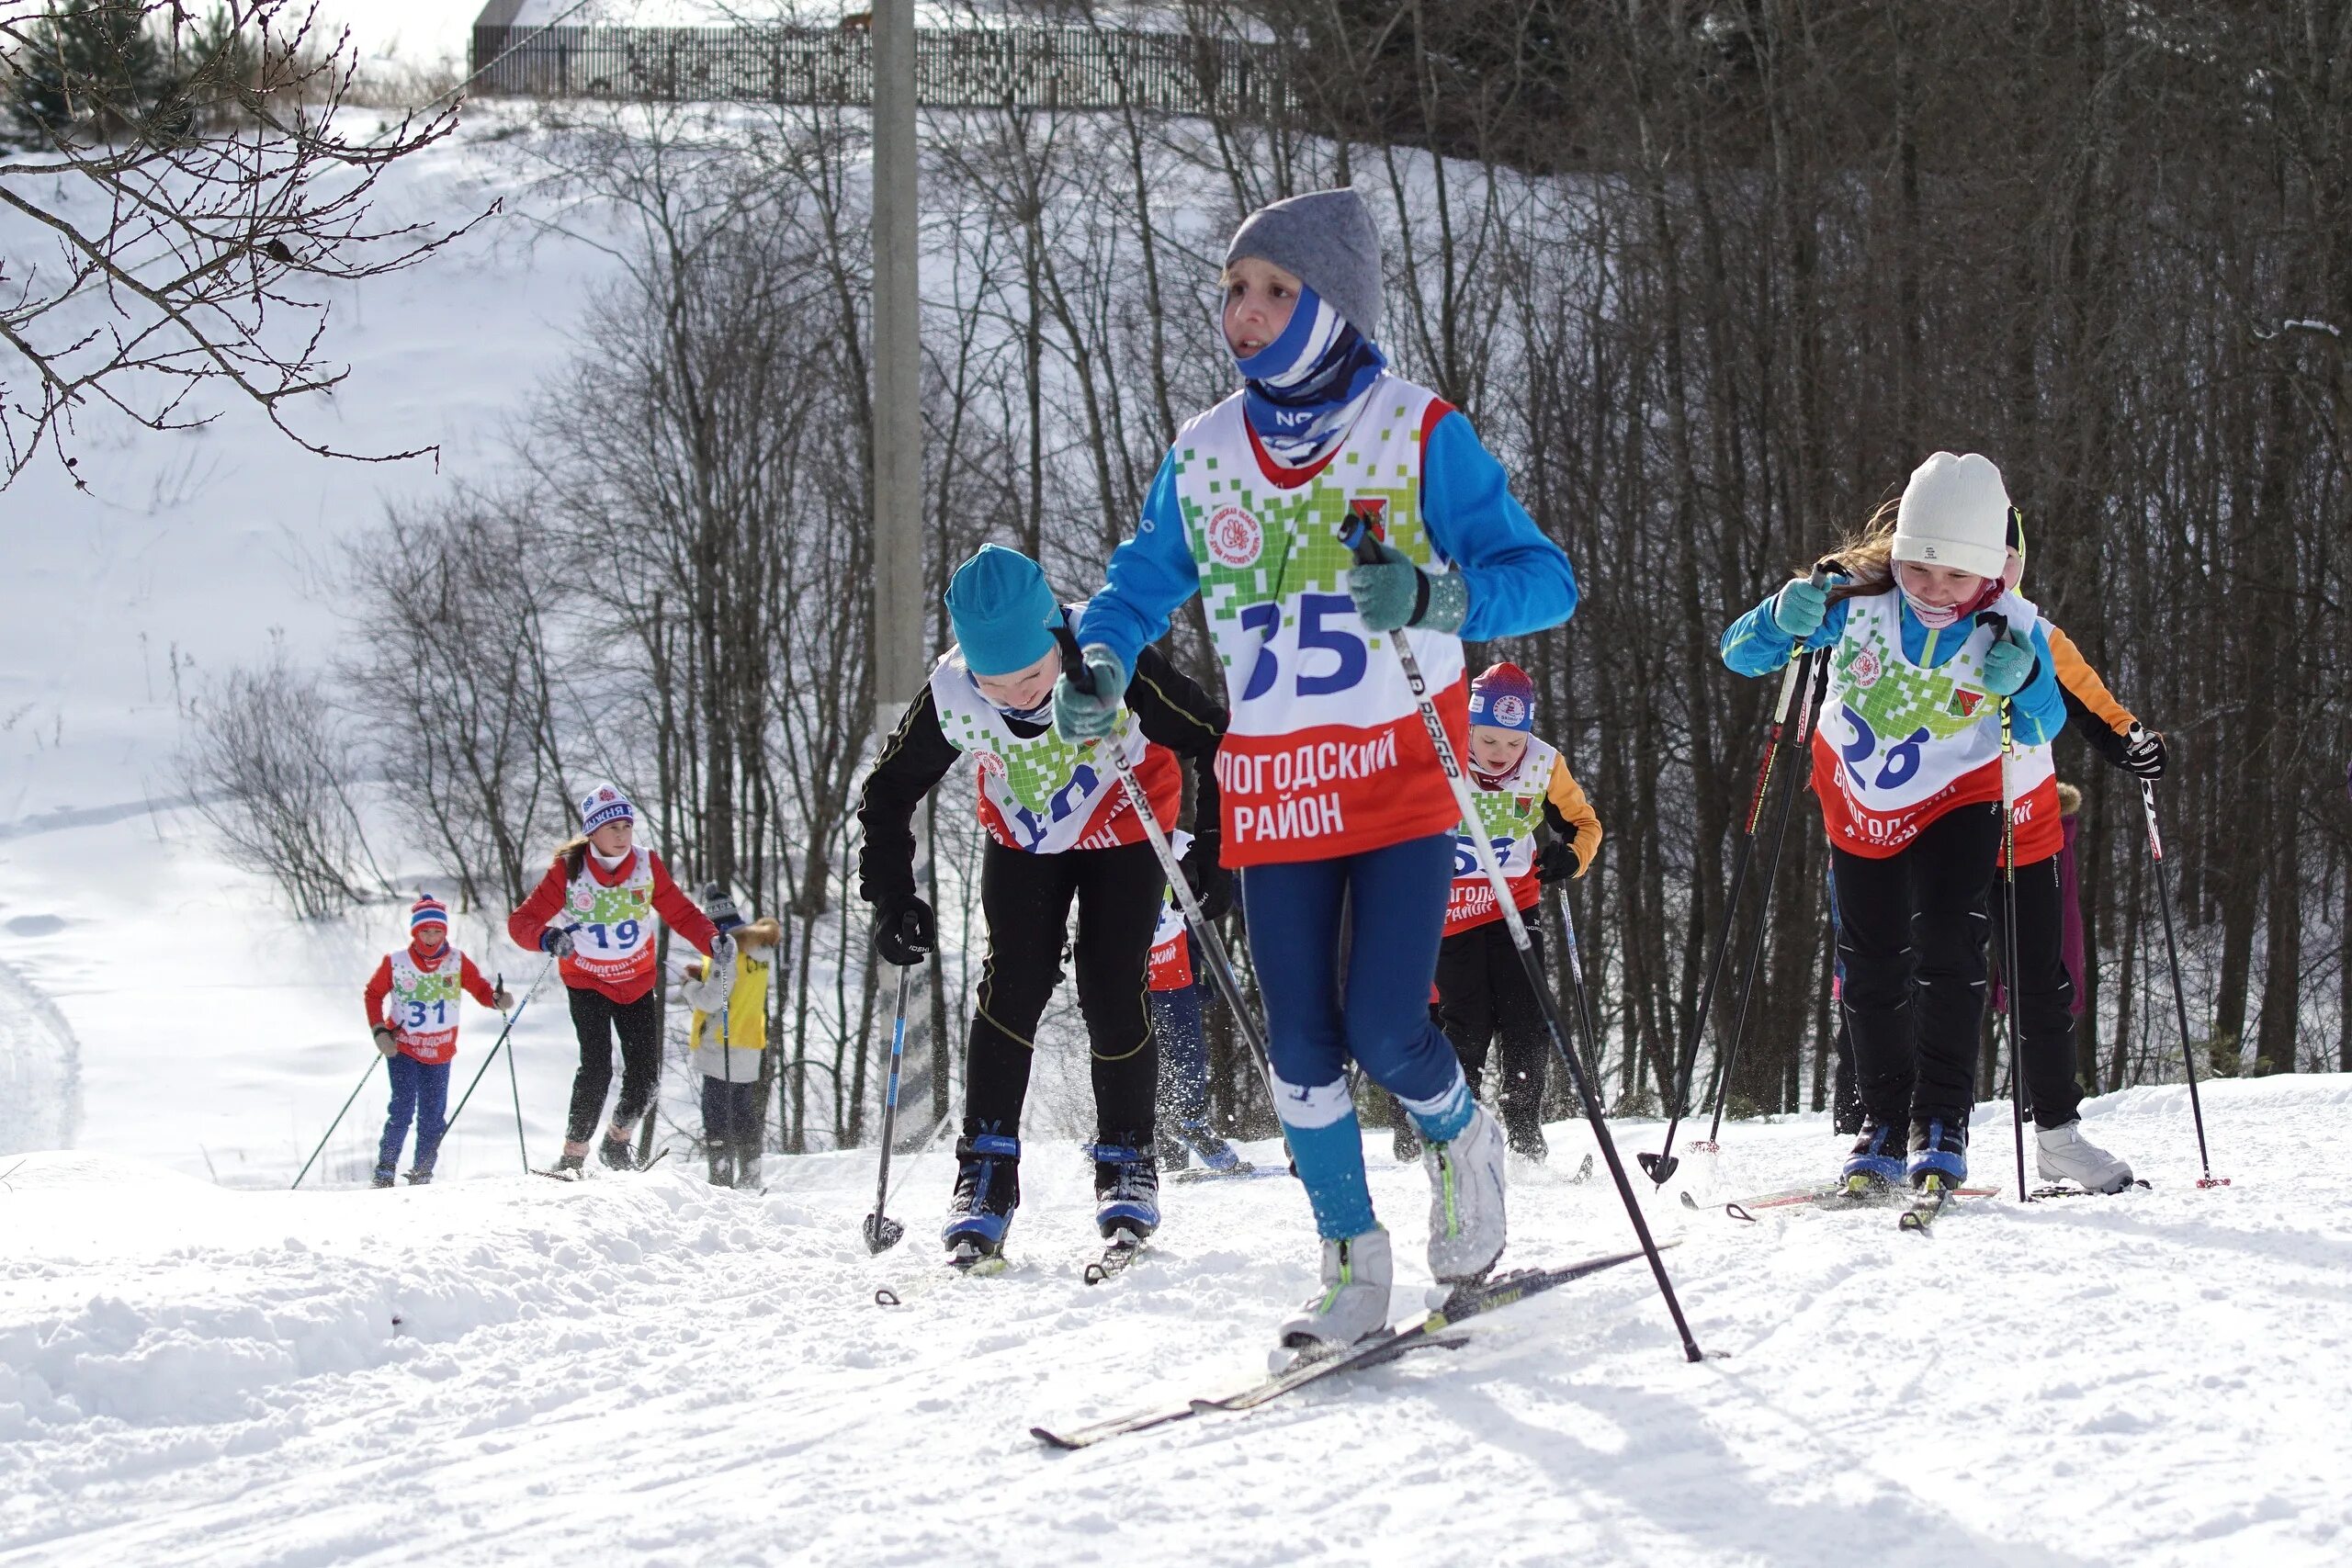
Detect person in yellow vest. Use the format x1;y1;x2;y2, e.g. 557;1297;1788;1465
674;884;783;1189
1430;661;1601;1165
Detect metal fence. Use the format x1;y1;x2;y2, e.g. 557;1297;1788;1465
469;24;1291;118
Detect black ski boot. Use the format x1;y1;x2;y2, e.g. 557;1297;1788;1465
548;1151;586;1180
1088;1134;1161;1242
598;1135;638;1172
369;1168;397;1190
1905;1113;1970;1190
943;1128;1020;1267
403;1167;434;1187
707;1148;736;1188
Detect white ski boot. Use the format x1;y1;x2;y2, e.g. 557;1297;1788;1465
1271;1227;1393;1371
2035;1120;2133;1194
1423;1103;1507;1282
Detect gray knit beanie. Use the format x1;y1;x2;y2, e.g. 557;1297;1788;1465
1225;187;1384;342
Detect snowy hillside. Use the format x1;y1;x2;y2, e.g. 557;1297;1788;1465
4;1077;2345;1566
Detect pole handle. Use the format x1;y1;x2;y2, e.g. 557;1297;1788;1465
1050;622;1094;694
1339;504;1385;566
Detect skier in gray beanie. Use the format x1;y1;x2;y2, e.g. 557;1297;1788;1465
1225;186;1385;341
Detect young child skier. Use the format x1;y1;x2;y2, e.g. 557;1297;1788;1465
673;883;783;1189
1054;187;1577;1359
855;543;1228;1267
508;783;728;1178
1724;451;2064;1192
1431;660;1602;1165
361;895;511;1187
1147;829;1245;1175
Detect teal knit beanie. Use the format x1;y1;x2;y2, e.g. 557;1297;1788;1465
946;545;1060;677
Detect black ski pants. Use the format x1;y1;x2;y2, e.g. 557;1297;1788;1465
1831;803;2000;1127
564;985;664;1144
1434;916;1550;1154
699;1075;764;1166
966;838;1164;1141
1989;852;2084;1130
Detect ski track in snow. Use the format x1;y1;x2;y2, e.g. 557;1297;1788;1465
2;1077;2346;1566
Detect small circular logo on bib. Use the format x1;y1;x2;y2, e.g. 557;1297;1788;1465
1204;505;1262;569
1851;649;1883;689
975;751;1005;778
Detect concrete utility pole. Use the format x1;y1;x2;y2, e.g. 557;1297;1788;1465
868;0;944;1133
871;0;922;726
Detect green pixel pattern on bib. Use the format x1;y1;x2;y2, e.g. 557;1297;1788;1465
1836;617;1993;745
399;969;464;1006
1177;397;1432;670
937;699;1112;815
1467;787;1542;840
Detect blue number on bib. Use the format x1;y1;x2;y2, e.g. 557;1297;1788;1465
1875;727;1931;790
1838;705;1877;787
1294;593;1367;697
615;919;640;948
1453;834;1515;877
405;1001;427;1029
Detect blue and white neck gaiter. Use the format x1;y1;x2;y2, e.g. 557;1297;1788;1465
1233;284;1387;469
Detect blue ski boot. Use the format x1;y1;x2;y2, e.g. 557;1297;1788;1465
1088;1134;1161;1241
1177;1116;1243;1174
1906;1115;1969;1189
1841;1120;1906;1190
944;1130;1020;1265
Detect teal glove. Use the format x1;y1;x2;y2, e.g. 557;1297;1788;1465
1051;644;1128;742
1980;626;2036;698
1347;538;1468;634
1771;576;1829;638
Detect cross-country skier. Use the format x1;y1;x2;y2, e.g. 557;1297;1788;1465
1822;614;2154;1194
508;783;727;1178
673;884;783;1189
855;544;1229;1267
361;895;511;1187
1054;187;1577;1359
1430;660;1601;1165
1724;452;2063;1190
1147;829;1245;1174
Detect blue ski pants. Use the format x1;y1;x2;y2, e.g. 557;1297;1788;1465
378;1054;451;1178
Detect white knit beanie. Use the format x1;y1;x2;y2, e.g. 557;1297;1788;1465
1894;452;2012;580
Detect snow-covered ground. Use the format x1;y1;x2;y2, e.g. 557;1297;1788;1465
3;1076;2343;1565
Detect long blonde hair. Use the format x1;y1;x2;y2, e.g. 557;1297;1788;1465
1811;497;1900;607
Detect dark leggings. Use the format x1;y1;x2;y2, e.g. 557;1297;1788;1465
699;1076;764;1157
1435;917;1550;1150
966;838;1164;1140
1151;964;1212;1123
565;986;664;1143
1989;852;2084;1129
1831;803;2000;1126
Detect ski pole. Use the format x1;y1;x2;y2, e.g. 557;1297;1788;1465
1052;624;1290;1134
291;1052;381;1190
2132;727;2225;1186
863;959;915;1253
2000;693;2030;1203
443;956;557;1144
504;987;529;1173
1696;648;1830;1150
1644;562;1834;1186
1342;516;1703;1363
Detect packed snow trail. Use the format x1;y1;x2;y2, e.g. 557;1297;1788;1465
3;1078;2346;1566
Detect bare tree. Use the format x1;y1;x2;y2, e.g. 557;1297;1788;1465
0;0;483;487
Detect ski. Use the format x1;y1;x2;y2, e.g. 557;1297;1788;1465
531;1147;671;1183
2028;1179;2152;1200
1899;1173;1968;1232
872;1246;1009;1306
1168;1164;1284;1186
1083;1231;1148;1286
1685;1178;1997;1223
1029;1240;1669;1450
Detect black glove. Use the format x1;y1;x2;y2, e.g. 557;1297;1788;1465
2120;728;2166;781
873;893;935;967
1179;837;1233;922
1534;840;1581;885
